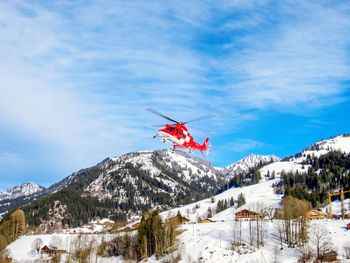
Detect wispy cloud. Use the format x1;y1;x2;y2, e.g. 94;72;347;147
221;1;350;109
222;139;264;153
0;1;349;184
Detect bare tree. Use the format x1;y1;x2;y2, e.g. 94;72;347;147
309;226;334;260
231;219;242;248
32;237;43;253
275;220;284;250
265;206;275;222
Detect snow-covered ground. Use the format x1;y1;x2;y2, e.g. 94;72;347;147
160;178;282;223
6;177;350;263
6;233;120;263
223;154;279;176
260;134;350;178
60;218;115;234
322;199;350;215
173;219;350;263
5;134;350;262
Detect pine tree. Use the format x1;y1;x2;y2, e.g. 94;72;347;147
237;193;246;208
230;197;235;207
271;171;275;179
207;207;212;218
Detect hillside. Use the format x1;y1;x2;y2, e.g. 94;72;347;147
260;134;350;178
223;154;279;176
20;150;228;229
4;134;350;262
7;177;350;262
3;134;350;229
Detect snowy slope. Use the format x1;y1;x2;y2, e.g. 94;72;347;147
6;233;121;263
303;134;350;156
159;178;282;223
157;175;350;263
175;219;350;263
19;149;227;228
84;150;224;204
223;154;279;176
0;182;44;201
260;134;350;177
322;198;350;215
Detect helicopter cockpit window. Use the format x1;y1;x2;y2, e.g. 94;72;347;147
168;127;174;132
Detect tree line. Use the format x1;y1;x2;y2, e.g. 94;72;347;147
276;151;350;207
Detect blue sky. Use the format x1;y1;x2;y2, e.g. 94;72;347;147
1;1;350;190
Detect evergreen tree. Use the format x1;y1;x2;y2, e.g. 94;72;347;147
207;207;212;218
237;193;246;208
229;197;235;207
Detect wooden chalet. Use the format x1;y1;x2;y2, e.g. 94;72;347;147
235;209;259;221
305;210;326;220
40;245;66;255
322;250;337;262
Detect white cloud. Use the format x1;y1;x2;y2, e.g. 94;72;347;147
0;0;349;181
222;1;350;109
0;1;217;174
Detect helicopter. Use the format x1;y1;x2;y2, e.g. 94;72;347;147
147;108;210;154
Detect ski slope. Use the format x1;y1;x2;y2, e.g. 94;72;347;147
160;178;282;222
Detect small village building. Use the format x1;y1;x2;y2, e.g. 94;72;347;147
235;209;259;221
305;209;327;220
322;250;338;262
40;245;66;255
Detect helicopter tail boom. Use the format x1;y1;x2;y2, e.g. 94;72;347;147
202;137;209;148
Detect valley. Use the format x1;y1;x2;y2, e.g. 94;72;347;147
1;134;350;262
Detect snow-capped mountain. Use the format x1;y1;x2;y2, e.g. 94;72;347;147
22;150;226;228
84;150;223;202
223;154;279;176
260;134;350;177
4;134;350;228
0;182;44;201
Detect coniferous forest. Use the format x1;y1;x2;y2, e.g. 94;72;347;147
276;151;350;207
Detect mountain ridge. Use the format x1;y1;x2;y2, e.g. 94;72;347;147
0;182;44;202
2;134;350;228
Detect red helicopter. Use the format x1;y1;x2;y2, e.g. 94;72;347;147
147;108;211;154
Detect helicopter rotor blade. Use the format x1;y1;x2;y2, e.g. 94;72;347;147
146;108;179;124
188;126;210;133
183;114;212;124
